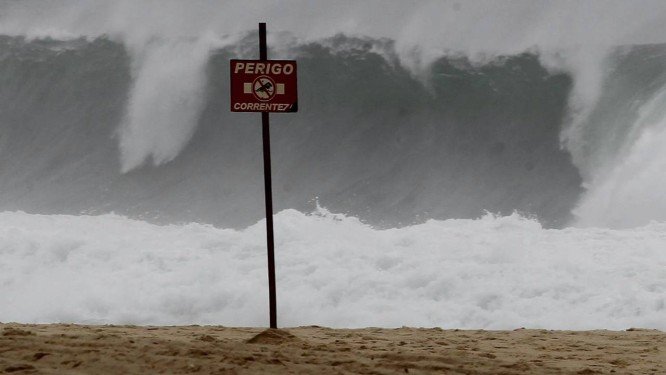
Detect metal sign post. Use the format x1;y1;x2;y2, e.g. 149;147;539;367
259;23;277;329
230;23;298;329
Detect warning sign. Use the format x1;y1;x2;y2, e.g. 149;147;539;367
230;60;297;112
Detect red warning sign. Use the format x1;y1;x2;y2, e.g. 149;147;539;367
230;60;298;112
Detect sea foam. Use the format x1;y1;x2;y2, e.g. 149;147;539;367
1;209;664;329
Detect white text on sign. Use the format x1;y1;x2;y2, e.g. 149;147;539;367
233;103;292;111
234;62;295;75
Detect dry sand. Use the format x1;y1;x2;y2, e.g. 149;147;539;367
0;323;664;374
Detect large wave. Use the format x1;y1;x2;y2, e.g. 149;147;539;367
2;1;666;228
0;35;582;228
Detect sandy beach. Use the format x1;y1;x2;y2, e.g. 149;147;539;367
0;323;664;374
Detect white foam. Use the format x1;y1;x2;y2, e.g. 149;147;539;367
119;36;216;171
0;209;663;329
574;84;666;227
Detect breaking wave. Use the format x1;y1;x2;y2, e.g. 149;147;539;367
2;33;666;228
0;35;582;228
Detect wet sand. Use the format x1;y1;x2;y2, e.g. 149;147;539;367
1;323;664;374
